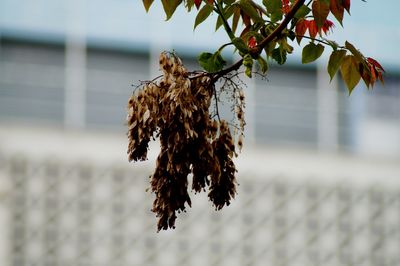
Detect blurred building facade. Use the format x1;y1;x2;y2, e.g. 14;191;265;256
0;1;400;266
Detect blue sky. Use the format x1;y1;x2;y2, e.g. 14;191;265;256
1;0;399;69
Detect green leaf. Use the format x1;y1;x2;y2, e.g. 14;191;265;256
279;38;293;54
264;40;276;57
161;0;183;20
185;0;195;12
215;5;235;31
142;0;154;12
294;5;311;19
198;51;226;73
345;41;364;62
245;66;252;78
243;54;253;68
216;17;223;31
327;49;346;81
243;54;253;77
288;30;296;41
330;0;344;25
195;4;213;29
232;37;249;54
312;0;330;29
272;48;286;65
237;0;263;23
263;0;280;13
302;43;324;64
223;0;236;4
324;39;339;50
270;10;283;23
212;52;227;72
340;55;361;94
257;56;269;74
231;7;240;34
263;0;282;22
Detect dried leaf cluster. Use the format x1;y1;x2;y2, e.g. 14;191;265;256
127;52;245;231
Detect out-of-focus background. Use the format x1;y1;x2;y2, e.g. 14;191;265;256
0;1;399;265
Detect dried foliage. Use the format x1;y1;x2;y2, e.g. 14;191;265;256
127;52;245;231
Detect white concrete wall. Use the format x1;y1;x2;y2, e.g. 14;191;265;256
0;124;399;266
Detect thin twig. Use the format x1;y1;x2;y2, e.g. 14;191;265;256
297;35;346;49
212;83;221;122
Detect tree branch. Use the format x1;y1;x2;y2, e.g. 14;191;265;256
254;0;305;54
212;59;243;81
212;0;306;80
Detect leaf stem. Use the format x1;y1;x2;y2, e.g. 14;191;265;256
218;42;235;53
297;35;345;49
214;0;236;40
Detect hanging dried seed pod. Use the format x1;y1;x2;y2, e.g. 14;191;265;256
208;120;237;210
127;52;244;231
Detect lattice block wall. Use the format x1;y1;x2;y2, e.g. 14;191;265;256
2;156;400;266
